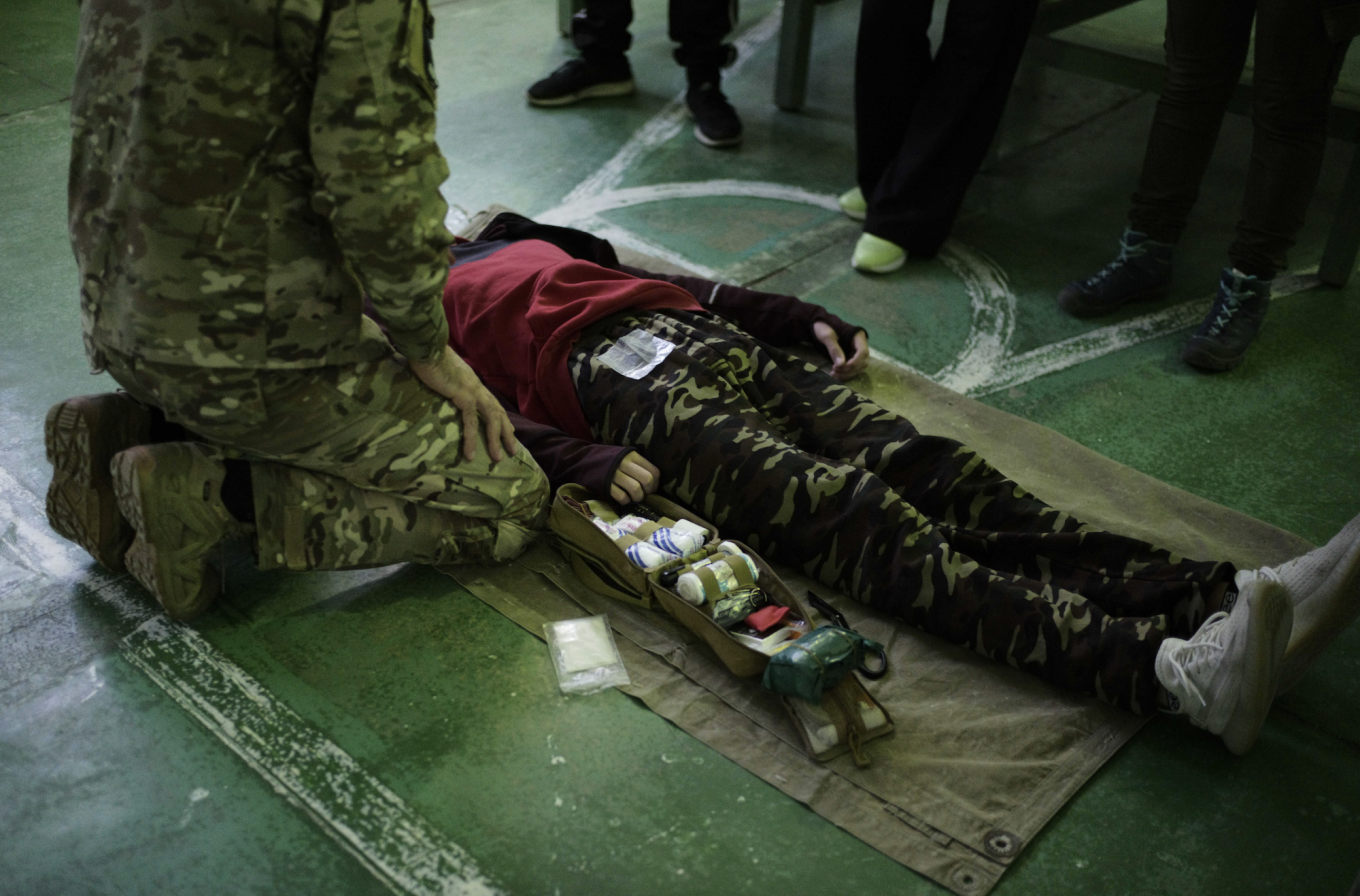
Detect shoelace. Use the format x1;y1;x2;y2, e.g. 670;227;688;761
1082;239;1151;288
1204;290;1245;336
1160;610;1231;710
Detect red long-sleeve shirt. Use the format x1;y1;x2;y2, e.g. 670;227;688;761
441;235;865;498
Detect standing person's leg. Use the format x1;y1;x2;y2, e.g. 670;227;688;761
101;351;549;615
853;0;936;202
528;0;637;106
853;0;1039;269
672;0;743;147
1058;0;1254;317
1180;0;1351;369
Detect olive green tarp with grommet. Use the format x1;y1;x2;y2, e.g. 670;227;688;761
439;216;1311;896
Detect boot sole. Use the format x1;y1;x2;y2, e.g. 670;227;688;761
526;79;635;107
44;394;153;570
1181;338;1246;372
1057;284;1170;319
112;445;225;620
1220;581;1292;755
1278;538;1360;693
692;124;741;148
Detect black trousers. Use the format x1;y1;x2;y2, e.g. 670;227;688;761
855;0;1039;257
573;0;739;71
1128;0;1351;280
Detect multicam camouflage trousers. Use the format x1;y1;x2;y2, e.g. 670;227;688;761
571;311;1237;714
103;349;549;572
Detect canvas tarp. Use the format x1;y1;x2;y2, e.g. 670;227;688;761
440;216;1311;895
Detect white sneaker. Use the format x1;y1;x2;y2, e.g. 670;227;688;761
1251;510;1360;692
1155;575;1291;755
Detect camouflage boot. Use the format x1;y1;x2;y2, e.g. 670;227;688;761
45;392;157;570
111;443;247;620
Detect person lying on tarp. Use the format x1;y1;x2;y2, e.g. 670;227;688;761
431;211;1360;756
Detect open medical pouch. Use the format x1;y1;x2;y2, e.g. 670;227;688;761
549;483;894;764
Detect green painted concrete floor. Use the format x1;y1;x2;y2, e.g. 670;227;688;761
2;0;1359;894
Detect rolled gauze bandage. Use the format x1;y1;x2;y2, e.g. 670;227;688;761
625;540;679;571
649;526;706;557
675;551;760;605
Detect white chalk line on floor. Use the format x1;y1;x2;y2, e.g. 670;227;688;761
123;615;500;896
0;466;499;896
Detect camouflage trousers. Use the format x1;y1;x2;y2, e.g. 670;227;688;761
102;348;549;572
571;311;1237;714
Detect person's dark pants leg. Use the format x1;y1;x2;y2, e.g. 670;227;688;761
856;0;1040;257
854;0;934;196
571;311;1236;713
670;0;738;72
573;0;635;61
1228;0;1350;278
1127;0;1255;246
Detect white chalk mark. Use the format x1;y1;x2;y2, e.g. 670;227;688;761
931;242;1018;394
541;180;839;229
557;6;785;208
0;464;83;585
573;215;724;281
123;615;501;896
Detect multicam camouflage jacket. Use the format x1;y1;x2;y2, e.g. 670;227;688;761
69;0;454;372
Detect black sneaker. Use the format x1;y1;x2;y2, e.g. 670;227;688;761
685;81;742;148
526;57;634;107
1057;229;1174;318
1181;268;1271;372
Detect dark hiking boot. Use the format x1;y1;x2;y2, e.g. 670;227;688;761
45;392;158;570
1057;229;1174;318
111;442;246;620
685;78;742;148
527;56;635;107
1181;268;1272;372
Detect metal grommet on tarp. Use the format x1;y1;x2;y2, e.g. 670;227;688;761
983;828;1021;859
950;864;985;893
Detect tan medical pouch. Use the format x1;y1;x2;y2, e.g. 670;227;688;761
549;484;894;765
549;484;810;678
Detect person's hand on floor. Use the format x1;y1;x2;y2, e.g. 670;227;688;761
611;452;661;505
409;345;518;463
813;322;870;380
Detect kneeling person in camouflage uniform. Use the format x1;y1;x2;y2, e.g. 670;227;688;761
431;213;1360;755
48;0;549;620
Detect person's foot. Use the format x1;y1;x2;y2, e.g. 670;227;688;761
1155;574;1291;755
851;233;905;274
526;57;635;107
838;187;866;221
1056;228;1173;318
1180;268;1271;372
684;79;742;148
111;442;246;620
45;392;158;570
1246;512;1360;692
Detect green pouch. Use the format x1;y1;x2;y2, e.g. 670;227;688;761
761;626;888;703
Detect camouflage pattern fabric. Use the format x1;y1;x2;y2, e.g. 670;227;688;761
103;349;550;570
69;0;453;372
571;311;1237;714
